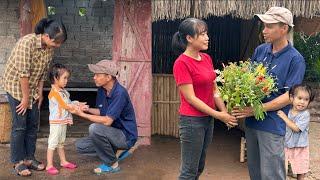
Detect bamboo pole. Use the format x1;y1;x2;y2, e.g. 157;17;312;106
153;78;156;135
165;76;170;135
159;76;164;135
169;76;174;137
152;77;155;135
156;76;160;135
155;75;159;135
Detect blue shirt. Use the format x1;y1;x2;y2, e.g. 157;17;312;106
96;81;138;148
246;43;306;136
285;110;310;148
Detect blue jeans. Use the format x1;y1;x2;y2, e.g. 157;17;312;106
179;115;214;180
7;93;39;163
245;127;286;180
75;123;129;165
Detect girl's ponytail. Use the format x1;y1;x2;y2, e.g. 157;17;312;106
171;18;208;55
172;32;187;55
34;18;49;34
34;18;67;42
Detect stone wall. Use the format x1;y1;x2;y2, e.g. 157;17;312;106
46;0;114;87
0;0;20;95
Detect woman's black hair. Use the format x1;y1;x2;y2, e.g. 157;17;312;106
289;84;315;104
172;18;208;55
49;63;70;84
35;18;67;43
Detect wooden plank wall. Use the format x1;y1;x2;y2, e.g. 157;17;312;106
152;74;180;138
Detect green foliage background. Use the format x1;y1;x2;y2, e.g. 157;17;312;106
294;32;320;83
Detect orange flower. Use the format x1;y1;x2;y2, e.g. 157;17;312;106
262;86;269;93
255;76;265;84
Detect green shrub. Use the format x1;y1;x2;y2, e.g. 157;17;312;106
294;32;320;83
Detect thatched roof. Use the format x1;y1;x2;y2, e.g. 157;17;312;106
152;0;320;21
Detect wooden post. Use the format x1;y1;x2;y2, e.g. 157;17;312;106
20;0;32;37
240;137;246;163
0;96;12;143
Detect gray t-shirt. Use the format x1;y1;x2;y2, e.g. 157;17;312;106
285;110;310;148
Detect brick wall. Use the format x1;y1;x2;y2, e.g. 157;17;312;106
46;0;114;87
0;0;20;95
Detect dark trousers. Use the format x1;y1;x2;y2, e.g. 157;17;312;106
7;93;39;163
179;115;214;180
245;127;286;180
75;123;128;165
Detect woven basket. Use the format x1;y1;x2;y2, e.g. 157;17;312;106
0;103;12;143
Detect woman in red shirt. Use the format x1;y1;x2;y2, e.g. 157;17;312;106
172;18;238;180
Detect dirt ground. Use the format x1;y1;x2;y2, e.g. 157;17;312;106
0;120;319;180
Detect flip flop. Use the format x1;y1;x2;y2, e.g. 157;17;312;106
14;163;32;176
26;159;45;171
46;167;59;175
94;164;120;175
61;162;77;169
118;150;132;162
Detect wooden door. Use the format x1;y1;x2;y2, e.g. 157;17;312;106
112;0;152;145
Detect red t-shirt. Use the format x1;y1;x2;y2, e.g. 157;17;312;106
173;53;216;116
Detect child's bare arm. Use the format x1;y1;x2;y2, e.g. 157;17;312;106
66;103;77;112
68;101;99;115
78;102;89;112
277;110;300;132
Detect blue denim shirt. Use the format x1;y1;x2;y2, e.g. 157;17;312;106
285;110;310;148
246;43;306;136
96;81;138;148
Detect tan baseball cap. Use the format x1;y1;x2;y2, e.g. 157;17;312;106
88;60;119;77
255;7;294;27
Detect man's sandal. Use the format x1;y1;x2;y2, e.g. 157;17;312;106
25;159;45;171
14;163;32;176
93;164;120;175
118;150;132;162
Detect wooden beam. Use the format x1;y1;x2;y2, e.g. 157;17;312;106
20;0;32;37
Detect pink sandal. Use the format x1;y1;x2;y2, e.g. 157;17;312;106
61;162;77;169
47;167;59;175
